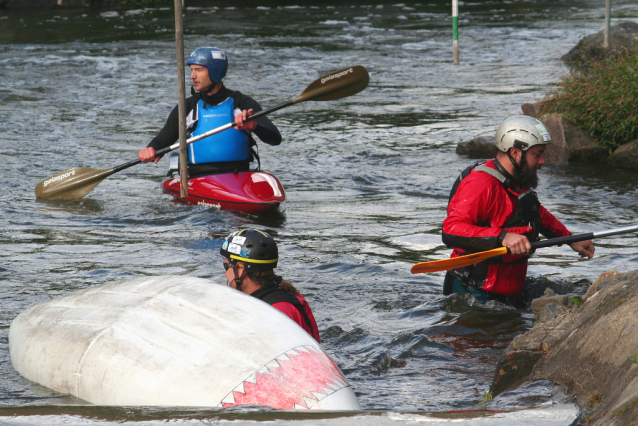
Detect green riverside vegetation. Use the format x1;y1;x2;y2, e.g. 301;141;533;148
540;50;638;152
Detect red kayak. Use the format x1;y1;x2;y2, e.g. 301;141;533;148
162;171;286;215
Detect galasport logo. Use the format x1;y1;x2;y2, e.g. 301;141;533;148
44;170;75;187
321;67;353;85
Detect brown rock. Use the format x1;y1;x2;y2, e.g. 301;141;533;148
531;293;581;324
585;270;623;299
509;308;574;352
455;135;499;159
537;113;609;165
521;103;540;118
491;269;638;425
607;140;638;170
490;350;543;397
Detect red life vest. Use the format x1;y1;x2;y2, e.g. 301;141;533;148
442;159;571;296
251;286;320;342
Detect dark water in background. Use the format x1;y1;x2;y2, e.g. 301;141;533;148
1;0;638;424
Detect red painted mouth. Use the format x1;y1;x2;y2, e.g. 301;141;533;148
219;345;350;409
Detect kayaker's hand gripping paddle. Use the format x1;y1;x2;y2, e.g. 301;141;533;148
35;65;370;200
410;224;638;274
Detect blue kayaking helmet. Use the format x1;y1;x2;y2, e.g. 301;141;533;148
186;47;228;84
220;229;279;272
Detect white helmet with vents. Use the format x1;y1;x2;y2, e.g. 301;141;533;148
495;115;553;152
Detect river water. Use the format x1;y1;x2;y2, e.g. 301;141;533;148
1;0;638;424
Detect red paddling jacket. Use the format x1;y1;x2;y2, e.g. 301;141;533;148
250;286;320;342
442;159;571;296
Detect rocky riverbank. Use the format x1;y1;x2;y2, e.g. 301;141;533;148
457;21;638;169
455;107;638;168
489;270;638;425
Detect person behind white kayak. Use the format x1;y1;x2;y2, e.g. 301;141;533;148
220;229;320;342
138;47;281;177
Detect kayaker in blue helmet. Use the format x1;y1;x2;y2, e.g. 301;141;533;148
138;47;281;177
220;229;320;342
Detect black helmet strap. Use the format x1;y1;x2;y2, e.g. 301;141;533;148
231;264;247;292
506;149;524;182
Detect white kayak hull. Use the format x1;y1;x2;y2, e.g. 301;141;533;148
9;276;361;410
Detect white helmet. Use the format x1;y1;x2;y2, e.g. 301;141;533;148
495;115;552;152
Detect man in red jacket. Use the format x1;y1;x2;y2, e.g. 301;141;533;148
442;115;595;303
220;229;320;342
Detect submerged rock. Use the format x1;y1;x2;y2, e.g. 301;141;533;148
490;270;638;425
490;350;543;397
455;135;498;159
607;140;638;170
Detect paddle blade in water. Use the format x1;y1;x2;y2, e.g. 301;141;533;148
35;167;115;200
411;247;510;274
294;65;370;103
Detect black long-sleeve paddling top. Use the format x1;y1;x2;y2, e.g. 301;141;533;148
147;85;282;152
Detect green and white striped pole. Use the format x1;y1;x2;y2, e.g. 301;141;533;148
603;0;611;48
452;0;459;64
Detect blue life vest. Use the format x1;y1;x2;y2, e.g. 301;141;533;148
189;97;250;164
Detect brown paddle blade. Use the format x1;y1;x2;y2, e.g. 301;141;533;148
35;167;116;200
411;247;510;274
293;65;370;103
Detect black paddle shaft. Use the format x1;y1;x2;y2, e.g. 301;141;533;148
531;224;638;249
110;100;295;175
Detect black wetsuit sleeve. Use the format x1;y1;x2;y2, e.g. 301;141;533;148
442;232;504;253
232;91;282;146
147;105;179;151
147;97;198;151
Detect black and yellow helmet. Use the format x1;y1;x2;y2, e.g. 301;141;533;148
220;229;278;272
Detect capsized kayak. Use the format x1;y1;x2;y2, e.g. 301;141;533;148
162;171;285;215
9;276;361;410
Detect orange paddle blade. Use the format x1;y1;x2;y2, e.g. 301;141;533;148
411;247;509;274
